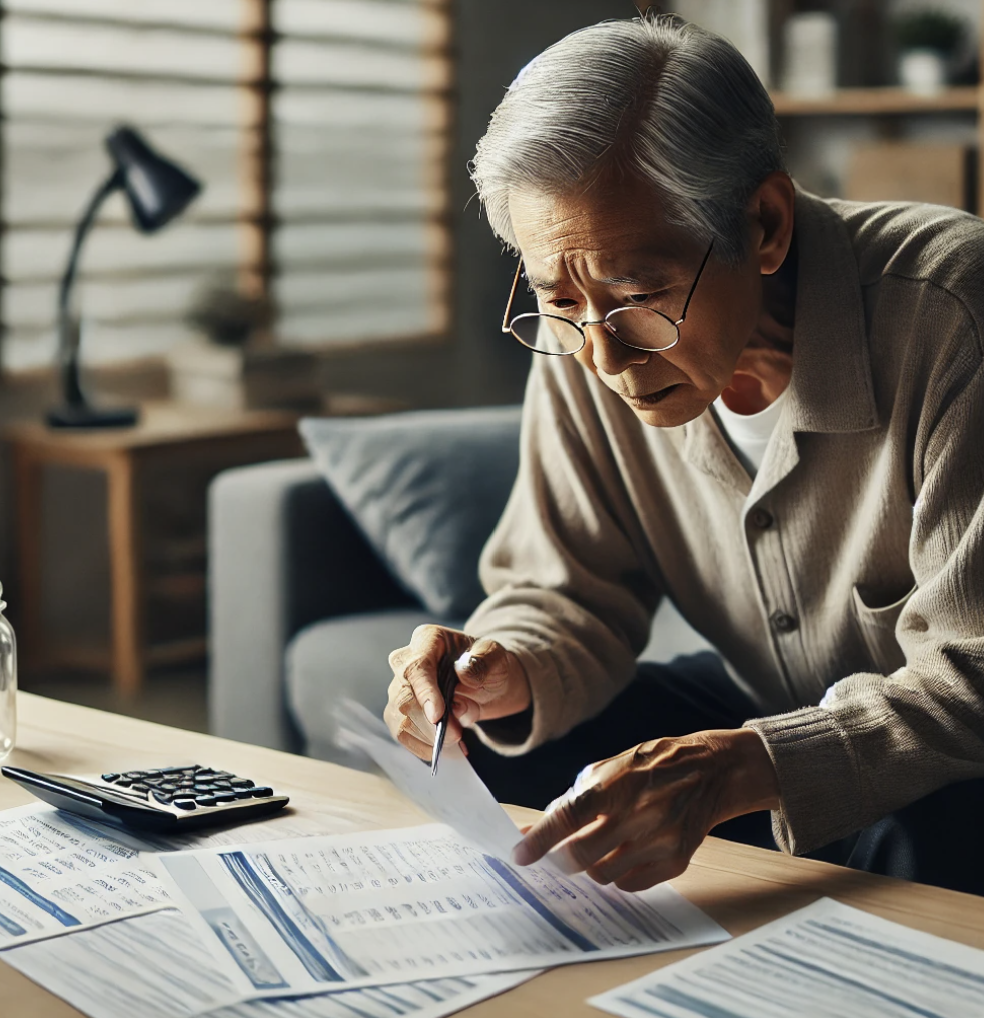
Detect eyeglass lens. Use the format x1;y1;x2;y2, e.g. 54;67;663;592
510;307;679;355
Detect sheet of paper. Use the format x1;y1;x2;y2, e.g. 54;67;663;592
334;700;523;858
2;906;538;1018
0;800;362;947
588;896;984;1018
0;803;175;945
154;822;728;1002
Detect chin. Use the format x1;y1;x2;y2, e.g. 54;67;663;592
621;385;708;428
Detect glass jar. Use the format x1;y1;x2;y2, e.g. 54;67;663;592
0;582;16;762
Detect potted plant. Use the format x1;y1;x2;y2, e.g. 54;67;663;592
185;280;271;348
168;279;321;411
894;10;965;95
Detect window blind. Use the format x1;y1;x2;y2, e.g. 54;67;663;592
0;0;452;372
271;0;451;348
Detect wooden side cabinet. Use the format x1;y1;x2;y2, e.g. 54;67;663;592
4;402;304;695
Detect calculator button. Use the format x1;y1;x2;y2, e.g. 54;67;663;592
153;791;174;804
212;781;232;790
212;793;236;804
116;777;134;787
124;772;143;780
196;795;219;806
142;770;162;778
158;783;179;793
160;766;189;775
233;789;254;799
172;798;197;811
229;778;254;788
132;783;151;792
251;787;274;798
101;773;120;783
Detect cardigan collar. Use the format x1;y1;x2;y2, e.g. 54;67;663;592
681;186;879;494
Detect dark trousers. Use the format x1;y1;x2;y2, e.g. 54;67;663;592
463;653;984;898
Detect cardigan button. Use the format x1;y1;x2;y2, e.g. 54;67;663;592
771;610;799;634
750;508;774;529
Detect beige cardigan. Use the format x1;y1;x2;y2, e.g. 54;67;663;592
466;189;984;856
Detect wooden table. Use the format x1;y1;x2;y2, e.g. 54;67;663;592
4;403;303;695
3;692;984;1017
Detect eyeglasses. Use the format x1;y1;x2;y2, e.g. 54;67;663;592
501;240;714;356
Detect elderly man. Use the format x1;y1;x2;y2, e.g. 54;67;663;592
384;15;984;896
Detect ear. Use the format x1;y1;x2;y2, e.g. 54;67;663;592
748;171;795;276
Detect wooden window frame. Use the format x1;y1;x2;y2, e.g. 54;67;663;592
0;0;455;375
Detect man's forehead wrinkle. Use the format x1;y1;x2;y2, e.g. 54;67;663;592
524;251;675;293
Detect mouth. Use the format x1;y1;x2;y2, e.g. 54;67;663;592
622;384;680;408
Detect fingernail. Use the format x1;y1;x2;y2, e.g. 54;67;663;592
512;842;532;867
423;697;439;724
455;652;476;674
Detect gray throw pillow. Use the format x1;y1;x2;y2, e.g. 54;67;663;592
300;406;522;617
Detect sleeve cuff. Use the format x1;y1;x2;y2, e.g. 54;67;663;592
745;706;865;855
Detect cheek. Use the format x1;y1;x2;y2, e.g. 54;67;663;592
574;341;599;377
671;281;759;384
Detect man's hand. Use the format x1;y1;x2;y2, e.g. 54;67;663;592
513;728;780;892
384;625;532;760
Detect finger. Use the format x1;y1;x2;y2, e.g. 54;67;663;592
387;645;410;673
384;693;429;746
453;639;509;691
513;783;608;866
389;686;466;749
396;726;435;762
554;816;627;874
451;692;485;728
588;833;687;888
613;861;676;894
402;630;452;724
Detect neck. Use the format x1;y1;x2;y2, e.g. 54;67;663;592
720;234;797;415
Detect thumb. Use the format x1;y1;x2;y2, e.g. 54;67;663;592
453;638;506;689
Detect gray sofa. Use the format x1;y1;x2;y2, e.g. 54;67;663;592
208;408;710;764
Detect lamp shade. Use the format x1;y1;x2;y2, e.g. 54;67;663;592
105;126;202;234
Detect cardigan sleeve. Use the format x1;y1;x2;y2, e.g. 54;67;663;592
747;363;984;854
465;355;662;755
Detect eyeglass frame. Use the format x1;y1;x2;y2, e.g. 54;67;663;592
501;239;715;356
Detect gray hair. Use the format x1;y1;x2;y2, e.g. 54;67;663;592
470;15;785;265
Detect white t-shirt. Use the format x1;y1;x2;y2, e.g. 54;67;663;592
712;388;788;477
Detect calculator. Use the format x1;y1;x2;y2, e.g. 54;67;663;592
0;764;290;832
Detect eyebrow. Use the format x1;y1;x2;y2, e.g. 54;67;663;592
525;267;675;293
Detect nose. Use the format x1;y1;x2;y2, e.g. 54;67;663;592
584;321;651;376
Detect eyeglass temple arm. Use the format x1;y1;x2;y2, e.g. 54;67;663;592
502;259;524;333
675;240;714;325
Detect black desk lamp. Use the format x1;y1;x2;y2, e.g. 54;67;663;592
48;126;203;429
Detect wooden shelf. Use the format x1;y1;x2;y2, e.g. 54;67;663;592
771;86;980;117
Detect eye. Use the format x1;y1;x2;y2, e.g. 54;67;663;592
627;293;654;305
550;298;578;309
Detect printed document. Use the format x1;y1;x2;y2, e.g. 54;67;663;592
0;800;362;946
588;896;984;1018
3;906;536;1018
0;802;174;944
155;822;728;1001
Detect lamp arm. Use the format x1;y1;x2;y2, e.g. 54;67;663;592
57;167;124;405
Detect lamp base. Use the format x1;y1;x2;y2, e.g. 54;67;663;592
46;404;139;429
